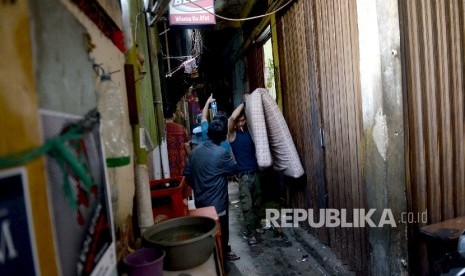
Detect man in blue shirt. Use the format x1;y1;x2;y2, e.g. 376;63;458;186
184;120;239;269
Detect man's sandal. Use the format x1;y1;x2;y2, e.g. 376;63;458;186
227;251;240;261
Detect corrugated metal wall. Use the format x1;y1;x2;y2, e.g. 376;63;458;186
278;0;328;244
400;0;465;273
401;0;465;226
279;0;367;273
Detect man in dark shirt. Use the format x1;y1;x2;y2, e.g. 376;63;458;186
183;120;239;269
228;96;263;246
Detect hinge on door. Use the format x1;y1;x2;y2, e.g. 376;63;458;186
320;128;325;148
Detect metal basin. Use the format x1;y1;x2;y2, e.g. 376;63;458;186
142;216;218;271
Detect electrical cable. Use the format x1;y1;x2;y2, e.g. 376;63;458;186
161;1;295;75
176;0;296;22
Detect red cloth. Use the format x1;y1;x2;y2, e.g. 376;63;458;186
166;121;189;177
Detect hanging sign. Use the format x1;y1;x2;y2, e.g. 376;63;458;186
169;0;216;26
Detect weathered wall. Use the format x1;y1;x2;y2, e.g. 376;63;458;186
30;0;95;115
357;0;408;274
62;0;134;229
29;0;135;232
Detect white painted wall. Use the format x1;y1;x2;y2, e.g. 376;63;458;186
32;0;135;229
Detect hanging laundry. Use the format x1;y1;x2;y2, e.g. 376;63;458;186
184;57;197;74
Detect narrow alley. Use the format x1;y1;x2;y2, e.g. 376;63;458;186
2;0;465;275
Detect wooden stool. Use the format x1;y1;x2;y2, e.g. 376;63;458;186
189;206;224;276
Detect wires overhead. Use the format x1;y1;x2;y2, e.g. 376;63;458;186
186;0;296;22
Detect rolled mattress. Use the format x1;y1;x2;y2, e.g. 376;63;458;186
246;88;304;178
245;89;273;170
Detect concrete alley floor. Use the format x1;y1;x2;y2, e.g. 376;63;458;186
225;181;354;276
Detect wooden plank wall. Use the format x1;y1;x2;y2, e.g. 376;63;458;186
400;0;465;272
279;0;366;273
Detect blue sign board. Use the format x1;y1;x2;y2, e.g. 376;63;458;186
0;168;38;275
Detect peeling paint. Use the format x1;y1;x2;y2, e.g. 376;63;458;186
372;109;388;160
